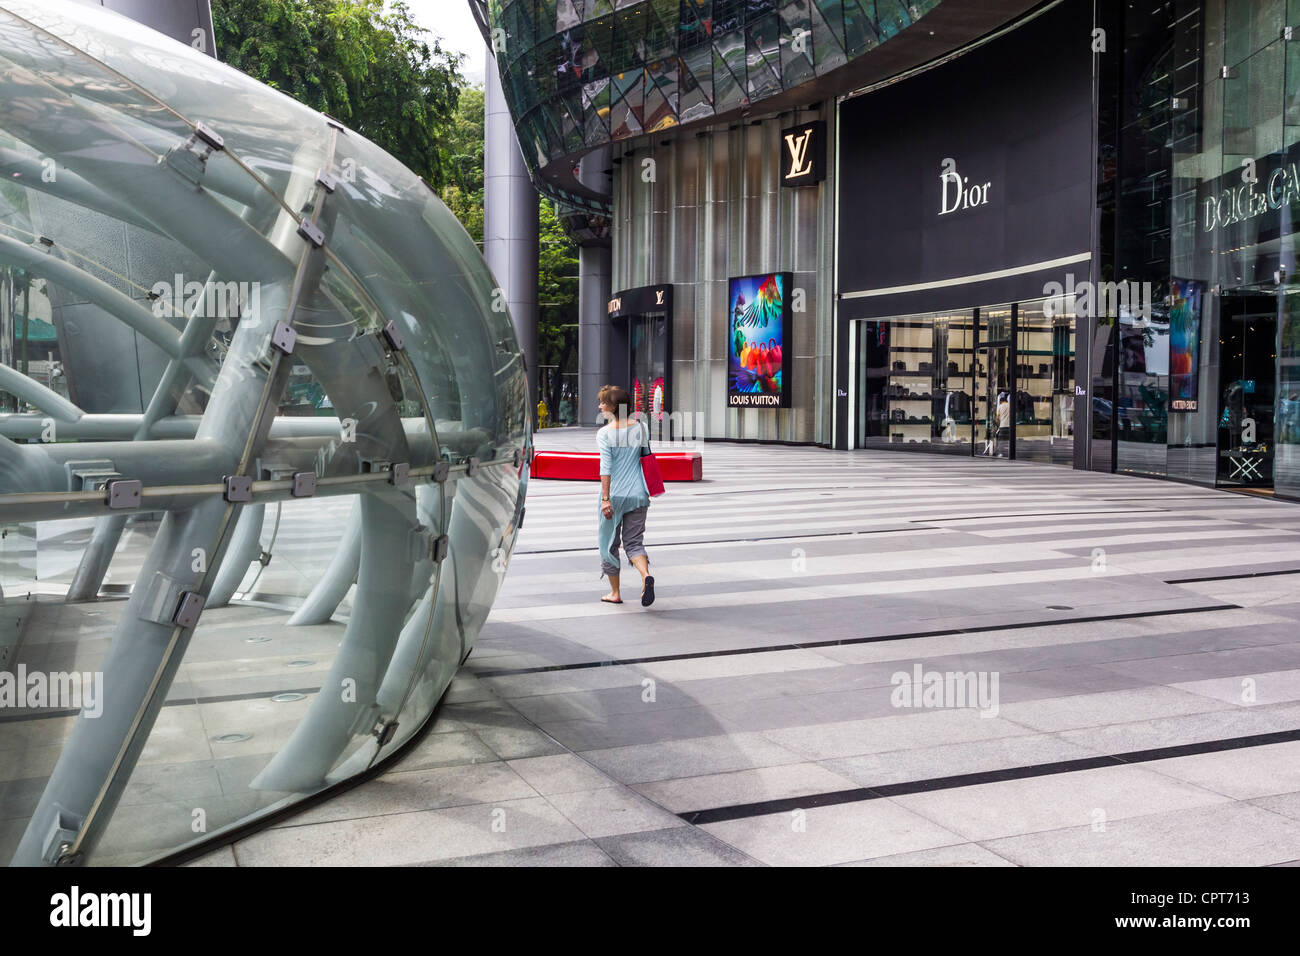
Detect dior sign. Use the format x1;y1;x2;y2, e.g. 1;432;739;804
781;121;826;187
938;158;991;216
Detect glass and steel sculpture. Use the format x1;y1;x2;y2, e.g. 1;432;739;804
0;0;529;865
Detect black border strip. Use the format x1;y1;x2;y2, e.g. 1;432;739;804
472;603;1240;678
679;727;1300;824
1165;568;1300;585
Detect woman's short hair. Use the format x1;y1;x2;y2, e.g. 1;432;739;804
598;384;633;417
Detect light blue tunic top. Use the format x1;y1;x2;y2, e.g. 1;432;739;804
597;420;650;508
597;420;651;573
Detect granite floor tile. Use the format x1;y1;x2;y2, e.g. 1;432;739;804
983;801;1300;866
233;797;586;866
507;754;619;795
595;827;764;866
273;762;537;827
545;786;685;839
422;840;617;867
632;762;862;814
837;843;1016;867
580;733;807;785
891;764;1230;842
700;799;967;867
1141;741;1300;800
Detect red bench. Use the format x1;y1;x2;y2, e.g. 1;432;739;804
531;450;702;482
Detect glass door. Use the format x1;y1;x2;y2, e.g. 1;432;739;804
977;308;1012;457
628;312;668;436
1216;292;1277;489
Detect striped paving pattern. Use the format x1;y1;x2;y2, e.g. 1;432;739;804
215;430;1300;867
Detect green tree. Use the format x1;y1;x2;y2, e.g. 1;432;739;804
537;198;579;420
438;86;485;244
436;87;579;419
212;0;462;188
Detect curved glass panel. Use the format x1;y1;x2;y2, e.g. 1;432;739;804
0;0;529;866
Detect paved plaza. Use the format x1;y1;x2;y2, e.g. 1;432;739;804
196;431;1300;866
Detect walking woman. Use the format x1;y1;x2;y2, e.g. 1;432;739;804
596;384;656;607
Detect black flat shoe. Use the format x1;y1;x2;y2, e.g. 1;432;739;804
641;575;655;607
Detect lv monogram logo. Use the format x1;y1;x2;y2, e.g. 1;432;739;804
784;130;813;179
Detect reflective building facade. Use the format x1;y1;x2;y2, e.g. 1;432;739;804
493;0;1300;501
0;0;529;864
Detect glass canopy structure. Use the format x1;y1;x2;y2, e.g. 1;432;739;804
486;0;945;209
0;0;529;865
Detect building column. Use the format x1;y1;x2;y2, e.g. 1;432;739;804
483;43;539;409
577;148;612;427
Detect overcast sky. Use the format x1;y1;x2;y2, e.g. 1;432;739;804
395;0;486;86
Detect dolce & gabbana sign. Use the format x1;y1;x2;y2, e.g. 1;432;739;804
1201;153;1300;232
1195;143;1300;285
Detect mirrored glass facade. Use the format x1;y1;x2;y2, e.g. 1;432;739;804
487;0;946;209
0;0;529;865
1096;0;1300;499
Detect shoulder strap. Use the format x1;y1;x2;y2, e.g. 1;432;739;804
639;419;650;456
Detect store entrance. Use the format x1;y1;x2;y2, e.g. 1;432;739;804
615;310;670;437
977;344;1011;457
1216;292;1277;490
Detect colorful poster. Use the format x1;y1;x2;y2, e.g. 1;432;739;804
1169;278;1203;411
727;273;792;407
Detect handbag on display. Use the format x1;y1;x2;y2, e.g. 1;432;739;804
639;423;666;497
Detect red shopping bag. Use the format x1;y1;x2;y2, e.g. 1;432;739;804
639;423;666;497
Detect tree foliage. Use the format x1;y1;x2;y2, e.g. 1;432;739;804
438;86;485;243
211;0;462;187
537;198;579;418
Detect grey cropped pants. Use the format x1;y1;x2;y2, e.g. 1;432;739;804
600;505;648;577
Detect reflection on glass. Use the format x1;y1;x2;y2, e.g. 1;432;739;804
0;1;528;866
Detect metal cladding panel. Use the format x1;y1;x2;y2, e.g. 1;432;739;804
611;106;832;444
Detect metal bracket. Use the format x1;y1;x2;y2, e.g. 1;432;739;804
381;320;405;351
105;478;141;509
193;122;225;151
258;550;273;567
390;462;410;486
466;457;481;477
431;534;450;563
372;719;399;747
172;591;205;628
224;475;253;502
270;321;297;355
1285;25;1294;41
316;168;338;193
324;115;346;131
42;807;85;865
291;471;317;497
433;461;450;483
297;217;326;248
360;457;392;476
68;459;119;491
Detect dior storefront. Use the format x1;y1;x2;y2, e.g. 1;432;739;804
833;0;1093;467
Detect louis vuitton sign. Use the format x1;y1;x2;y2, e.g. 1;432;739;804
781;121;826;187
